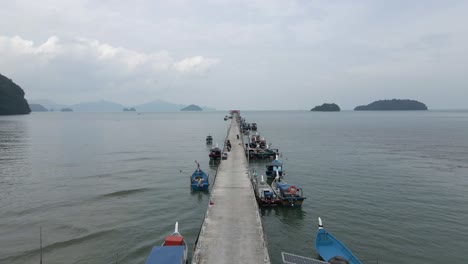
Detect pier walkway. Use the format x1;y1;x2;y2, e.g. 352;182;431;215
192;114;270;264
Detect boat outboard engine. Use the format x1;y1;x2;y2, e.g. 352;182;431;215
328;256;349;264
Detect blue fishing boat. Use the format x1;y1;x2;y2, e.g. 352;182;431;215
191;162;209;190
315;217;362;264
145;222;188;264
271;173;305;207
265;155;283;178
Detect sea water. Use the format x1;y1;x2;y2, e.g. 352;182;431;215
1;111;467;263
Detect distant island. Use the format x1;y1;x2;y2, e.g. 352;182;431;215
181;104;202;111
355;99;428;111
27;99;215;112
311;103;340;112
0;73;31;115
61;108;73;112
29;103;48;112
123;107;136;111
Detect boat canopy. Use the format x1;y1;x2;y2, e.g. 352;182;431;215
210;147;221;152
269;159;283;166
146;246;185;264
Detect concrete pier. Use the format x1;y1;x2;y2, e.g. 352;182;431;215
192;114;270;264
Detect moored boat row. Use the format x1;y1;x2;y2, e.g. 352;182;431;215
241;117;306;208
145;111;364;264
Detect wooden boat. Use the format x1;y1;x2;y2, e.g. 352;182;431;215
209;145;222;160
253;174;280;206
265;155;283;178
315;217;362;264
251;122;257;131
271;172;305;207
145;222;188;264
246;147;279;160
191;163;209;190
250;133;267;149
206;135;213;144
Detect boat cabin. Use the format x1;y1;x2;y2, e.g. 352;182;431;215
164;235;184;246
266;159;283;176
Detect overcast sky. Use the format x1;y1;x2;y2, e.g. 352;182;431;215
1;0;467;110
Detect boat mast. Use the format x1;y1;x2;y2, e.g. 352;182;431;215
39;227;43;264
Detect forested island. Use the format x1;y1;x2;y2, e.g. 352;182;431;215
311;103;341;112
123;107;136;111
181;104;202;111
0;73;31;115
354;99;428;111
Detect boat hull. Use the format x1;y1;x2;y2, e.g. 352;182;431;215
256;197;281;206
279;198;305;207
191;184;209;191
265;170;283;177
315;228;362;264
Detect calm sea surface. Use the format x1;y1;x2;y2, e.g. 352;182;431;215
1;111;467;264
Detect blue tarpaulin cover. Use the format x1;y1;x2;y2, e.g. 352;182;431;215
277;183;291;191
270;160;283;166
145;246;185;264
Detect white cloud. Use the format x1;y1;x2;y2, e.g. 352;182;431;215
0;35;220;105
0;35;219;74
174;56;220;74
0;35;61;57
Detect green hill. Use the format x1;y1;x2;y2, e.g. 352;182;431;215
181;104;203;111
355;99;428;111
0;73;31;115
311;103;340;112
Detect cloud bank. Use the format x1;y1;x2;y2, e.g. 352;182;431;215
0;35;219;105
0;35;219;74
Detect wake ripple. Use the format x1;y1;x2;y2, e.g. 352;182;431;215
99;188;152;198
0;229;114;263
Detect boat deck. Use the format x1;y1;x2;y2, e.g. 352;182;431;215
192;114;270;264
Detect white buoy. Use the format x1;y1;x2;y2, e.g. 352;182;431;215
175;222;179;233
318;217;323;229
